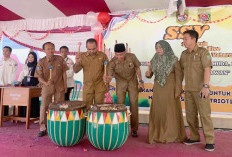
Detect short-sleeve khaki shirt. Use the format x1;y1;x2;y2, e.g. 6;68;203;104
180;45;212;91
73;51;108;93
107;53;141;87
35;55;68;91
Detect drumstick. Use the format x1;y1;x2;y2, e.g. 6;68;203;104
147;62;151;71
78;42;82;52
104;61;107;75
109;48;111;60
104;61;107;85
49;65;53;80
126;43;128;52
104;44;106;53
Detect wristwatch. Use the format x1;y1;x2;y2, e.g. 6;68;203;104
203;84;210;88
139;80;144;83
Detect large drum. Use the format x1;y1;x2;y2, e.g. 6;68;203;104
86;104;129;150
47;101;86;146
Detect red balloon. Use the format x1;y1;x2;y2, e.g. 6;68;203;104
98;12;111;25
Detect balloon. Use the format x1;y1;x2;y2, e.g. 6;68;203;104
97;12;111;25
86;11;98;26
91;22;103;35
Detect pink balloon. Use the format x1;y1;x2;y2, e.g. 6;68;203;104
91;22;103;35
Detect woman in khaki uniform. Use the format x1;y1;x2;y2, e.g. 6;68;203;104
146;40;186;143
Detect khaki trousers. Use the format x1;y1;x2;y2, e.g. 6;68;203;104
40;85;65;131
117;85;138;132
185;91;215;144
83;91;105;110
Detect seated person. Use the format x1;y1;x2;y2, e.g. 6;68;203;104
17;51;40;118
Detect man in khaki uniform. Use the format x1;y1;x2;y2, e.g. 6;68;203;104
180;30;215;151
107;43;144;137
73;38;108;109
35;42;68;137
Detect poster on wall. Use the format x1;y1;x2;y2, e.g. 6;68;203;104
103;6;232;114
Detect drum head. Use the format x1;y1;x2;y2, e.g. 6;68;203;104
49;101;86;111
89;103;127;112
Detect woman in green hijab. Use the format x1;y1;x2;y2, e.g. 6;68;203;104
146;40;187;143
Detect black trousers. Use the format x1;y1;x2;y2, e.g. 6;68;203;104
19;97;40;118
65;87;74;101
4;106;9;116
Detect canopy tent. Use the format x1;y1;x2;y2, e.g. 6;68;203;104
0;0;231;21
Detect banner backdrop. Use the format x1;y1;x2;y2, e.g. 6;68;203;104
103;6;232;114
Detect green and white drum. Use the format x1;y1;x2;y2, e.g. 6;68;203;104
86;104;129;150
47;101;86;146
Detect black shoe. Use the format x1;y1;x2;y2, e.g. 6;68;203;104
205;144;215;151
38;131;46;137
184;139;200;145
131;131;138;137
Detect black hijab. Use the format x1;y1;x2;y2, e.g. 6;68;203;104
27;52;37;76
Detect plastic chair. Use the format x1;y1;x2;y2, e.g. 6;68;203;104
70;80;82;101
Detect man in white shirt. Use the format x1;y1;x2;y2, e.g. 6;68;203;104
0;46;18;86
0;46;18;115
60;46;75;100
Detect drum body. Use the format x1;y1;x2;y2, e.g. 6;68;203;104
86;104;129;150
47;101;86;146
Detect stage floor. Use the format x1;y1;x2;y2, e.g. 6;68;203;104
0;122;231;157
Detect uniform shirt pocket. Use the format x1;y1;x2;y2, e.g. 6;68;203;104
192;55;202;66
